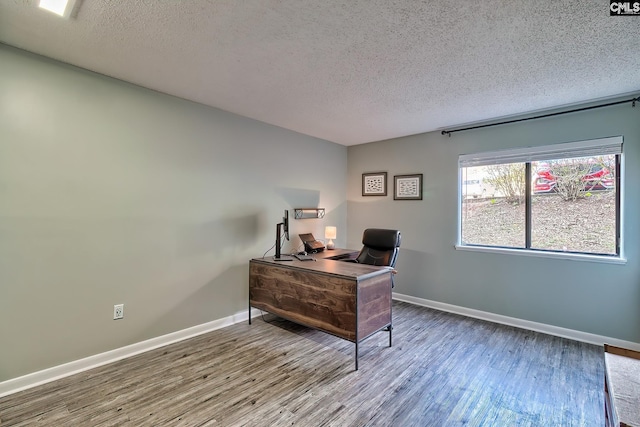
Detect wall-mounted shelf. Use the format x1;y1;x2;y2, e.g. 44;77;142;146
294;208;325;219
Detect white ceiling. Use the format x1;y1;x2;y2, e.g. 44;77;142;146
1;1;639;146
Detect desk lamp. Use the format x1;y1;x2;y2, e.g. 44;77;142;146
325;226;336;250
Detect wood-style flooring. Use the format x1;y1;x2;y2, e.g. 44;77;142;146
0;301;604;426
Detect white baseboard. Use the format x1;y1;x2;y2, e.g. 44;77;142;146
3;297;638;399
0;308;262;398
393;292;640;351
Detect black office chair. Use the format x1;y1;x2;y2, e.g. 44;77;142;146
353;228;401;268
347;229;401;288
351;228;401;347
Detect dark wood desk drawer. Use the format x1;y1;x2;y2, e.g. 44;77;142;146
249;261;357;340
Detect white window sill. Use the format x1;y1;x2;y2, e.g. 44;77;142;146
455;244;627;265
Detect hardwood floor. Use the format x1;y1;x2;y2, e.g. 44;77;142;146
0;302;604;426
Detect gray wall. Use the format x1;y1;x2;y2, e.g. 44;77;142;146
0;45;347;382
348;102;640;343
2;40;638;384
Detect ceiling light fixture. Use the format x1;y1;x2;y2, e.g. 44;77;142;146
38;0;77;18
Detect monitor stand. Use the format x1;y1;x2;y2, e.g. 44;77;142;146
274;222;293;261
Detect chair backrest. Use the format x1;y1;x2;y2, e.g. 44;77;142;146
355;228;401;267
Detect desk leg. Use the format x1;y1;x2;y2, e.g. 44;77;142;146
388;325;392;347
355;342;359;371
248;303;252;325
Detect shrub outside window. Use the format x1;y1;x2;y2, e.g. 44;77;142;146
458;137;622;260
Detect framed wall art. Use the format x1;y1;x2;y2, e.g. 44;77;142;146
394;174;423;200
362;172;387;196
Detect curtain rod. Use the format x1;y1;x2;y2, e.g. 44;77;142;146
441;96;639;137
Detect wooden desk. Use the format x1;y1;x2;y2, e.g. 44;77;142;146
249;250;393;370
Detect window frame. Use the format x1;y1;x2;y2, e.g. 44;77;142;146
455;136;626;264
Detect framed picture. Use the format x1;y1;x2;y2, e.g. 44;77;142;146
362;172;387;196
394;174;423;200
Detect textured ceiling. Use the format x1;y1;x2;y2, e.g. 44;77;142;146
1;0;639;145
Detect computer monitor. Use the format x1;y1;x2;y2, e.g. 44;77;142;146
282;209;289;241
274;209;292;261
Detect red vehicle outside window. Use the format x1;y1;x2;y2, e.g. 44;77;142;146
533;163;614;194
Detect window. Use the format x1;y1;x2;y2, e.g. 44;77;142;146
458;137;623;261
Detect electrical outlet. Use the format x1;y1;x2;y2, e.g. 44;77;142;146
113;304;124;320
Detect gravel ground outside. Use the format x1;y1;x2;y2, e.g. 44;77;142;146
461;191;616;255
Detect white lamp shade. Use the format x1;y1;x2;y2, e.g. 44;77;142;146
325;226;337;239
